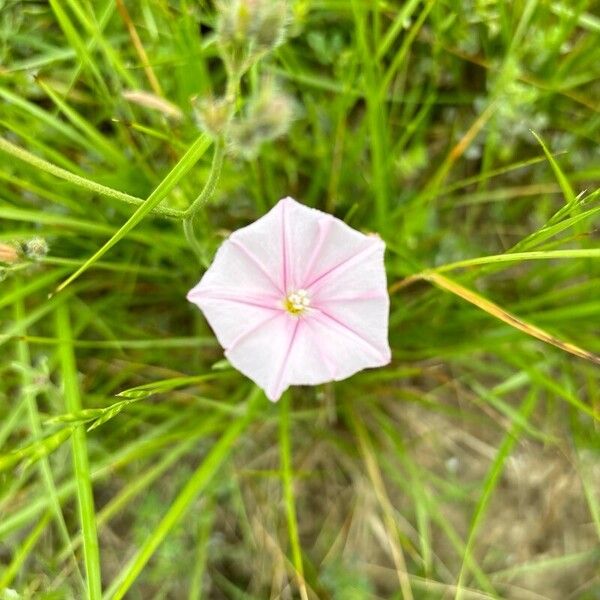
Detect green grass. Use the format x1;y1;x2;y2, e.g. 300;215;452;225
1;1;599;599
55;303;102;599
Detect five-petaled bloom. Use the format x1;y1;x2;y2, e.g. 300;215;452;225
187;197;391;401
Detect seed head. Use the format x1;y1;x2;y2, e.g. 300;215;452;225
194;96;232;138
250;0;288;50
24;237;49;260
216;0;289;75
229;81;296;158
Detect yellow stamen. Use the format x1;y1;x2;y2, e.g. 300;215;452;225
284;289;310;316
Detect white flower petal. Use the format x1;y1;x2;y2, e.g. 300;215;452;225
188;295;280;349
243;306;391;401
187;197;391;400
279;197;377;291
188;237;283;302
226;313;360;401
223;200;289;292
224;312;297;401
305;308;391;379
307;237;390;363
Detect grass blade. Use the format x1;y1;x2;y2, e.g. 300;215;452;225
347;403;414;600
0;512;52;589
55;134;210;293
13;285;85;590
279;393;309;600
432;249;600;274
56;304;103;600
413;272;600;367
530;130;576;205
455;390;538;599
0;136;183;218
104;387;263;600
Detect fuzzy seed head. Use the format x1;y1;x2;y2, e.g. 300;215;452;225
216;0;289;75
194;96;232;137
229;80;295;158
24;237;48;260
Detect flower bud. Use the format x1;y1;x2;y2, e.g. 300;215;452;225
193;96;232;138
0;243;21;264
216;0;289;74
229;81;295;158
250;1;288;50
24;237;48;260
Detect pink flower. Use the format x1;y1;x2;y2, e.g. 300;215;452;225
187;197;391;401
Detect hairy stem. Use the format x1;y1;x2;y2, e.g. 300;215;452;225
183;217;205;262
0;137;184;219
184;138;226;219
182;138;226;261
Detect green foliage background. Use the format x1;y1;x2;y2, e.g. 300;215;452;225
0;0;599;598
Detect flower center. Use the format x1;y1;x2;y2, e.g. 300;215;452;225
284;289;310;316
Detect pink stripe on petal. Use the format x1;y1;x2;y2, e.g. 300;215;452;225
227;311;284;352
302;317;338;380
268;317;301;401
280;199;290;291
305;241;380;292
300;217;333;287
311;307;389;363
188;290;281;311
229;237;284;294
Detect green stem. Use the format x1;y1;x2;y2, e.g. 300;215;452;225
183;217;205;262
0;137;184;219
184;138;226;219
182;69;237;230
182;137;226;260
279;393;309;600
225;71;242;106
